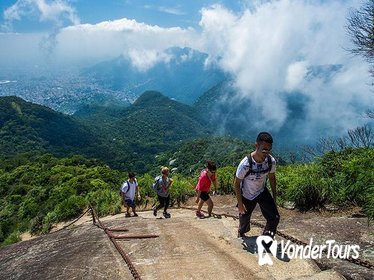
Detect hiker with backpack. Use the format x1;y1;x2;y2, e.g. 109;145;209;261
234;132;280;239
120;172;140;217
195;160;218;218
152;166;173;218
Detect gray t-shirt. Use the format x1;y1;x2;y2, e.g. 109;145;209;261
154;176;171;197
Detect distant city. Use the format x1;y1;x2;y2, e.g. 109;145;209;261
0;70;136;114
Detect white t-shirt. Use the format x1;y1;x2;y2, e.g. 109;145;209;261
235;155;276;200
121;179;138;200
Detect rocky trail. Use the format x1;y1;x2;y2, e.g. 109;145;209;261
0;195;373;280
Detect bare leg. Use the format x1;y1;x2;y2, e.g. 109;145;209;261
197;199;204;212
132;207;138;216
206;198;213;216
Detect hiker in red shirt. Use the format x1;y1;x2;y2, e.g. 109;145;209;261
195;160;217;218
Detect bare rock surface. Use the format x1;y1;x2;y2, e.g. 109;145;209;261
0;220;132;279
0;207;349;280
1;195;373;279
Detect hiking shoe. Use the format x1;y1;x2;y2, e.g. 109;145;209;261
196;211;205;218
133;213;138;217
237;231;246;238
153;207;157;217
163;212;171;218
263;230;275;239
125;213;131;218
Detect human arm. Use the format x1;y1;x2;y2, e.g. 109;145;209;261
206;171;217;195
212;179;218;195
234;177;246;214
168;178;174;188
268;172;277;203
136;184;141;199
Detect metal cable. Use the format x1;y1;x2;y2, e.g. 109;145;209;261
89;204;159;280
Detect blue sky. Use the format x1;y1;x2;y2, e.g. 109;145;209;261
0;0;244;32
0;0;373;138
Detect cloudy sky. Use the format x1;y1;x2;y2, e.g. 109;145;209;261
1;0;373;143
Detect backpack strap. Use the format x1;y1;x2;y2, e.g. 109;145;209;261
243;154;273;178
243;155;254;178
124;180;131;193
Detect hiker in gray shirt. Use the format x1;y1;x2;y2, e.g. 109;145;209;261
152;166;173;218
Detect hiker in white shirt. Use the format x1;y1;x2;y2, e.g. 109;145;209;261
234;132;280;239
120;172;139;217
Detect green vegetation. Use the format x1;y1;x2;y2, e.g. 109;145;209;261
277;147;374;214
0;93;211;173
0;96;99;157
1;147;373;247
1;94;373;248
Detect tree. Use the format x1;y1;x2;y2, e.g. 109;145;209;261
346;1;374;119
347;0;374;76
347;124;374;148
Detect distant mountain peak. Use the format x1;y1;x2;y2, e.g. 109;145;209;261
82;47;227;104
133;91;171;106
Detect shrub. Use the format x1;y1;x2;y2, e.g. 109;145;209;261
42;211;58;234
217;166;236;194
54;195;86;221
87;189;121;216
169;174;195;207
30;214;44;235
277;164;328;210
2;231;21;246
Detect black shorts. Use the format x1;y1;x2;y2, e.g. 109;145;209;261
199;191;210;201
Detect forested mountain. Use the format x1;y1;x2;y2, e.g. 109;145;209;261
74;91;212;172
0;96;101;157
193;81;264;141
0;93;212;173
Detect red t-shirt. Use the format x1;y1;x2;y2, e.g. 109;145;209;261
195;169;216;192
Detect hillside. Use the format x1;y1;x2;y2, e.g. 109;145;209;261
74;91;211;171
0;96;100;157
0;93;213;172
194;81;259;140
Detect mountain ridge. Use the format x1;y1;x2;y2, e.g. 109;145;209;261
82;47;228;104
0;92;212;172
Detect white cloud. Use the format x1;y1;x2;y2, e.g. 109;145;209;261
285;61;309;90
143;4;186;16
128;49;172;71
197;0;373;138
4;0;80;29
158;6;185;16
54;18;199;67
